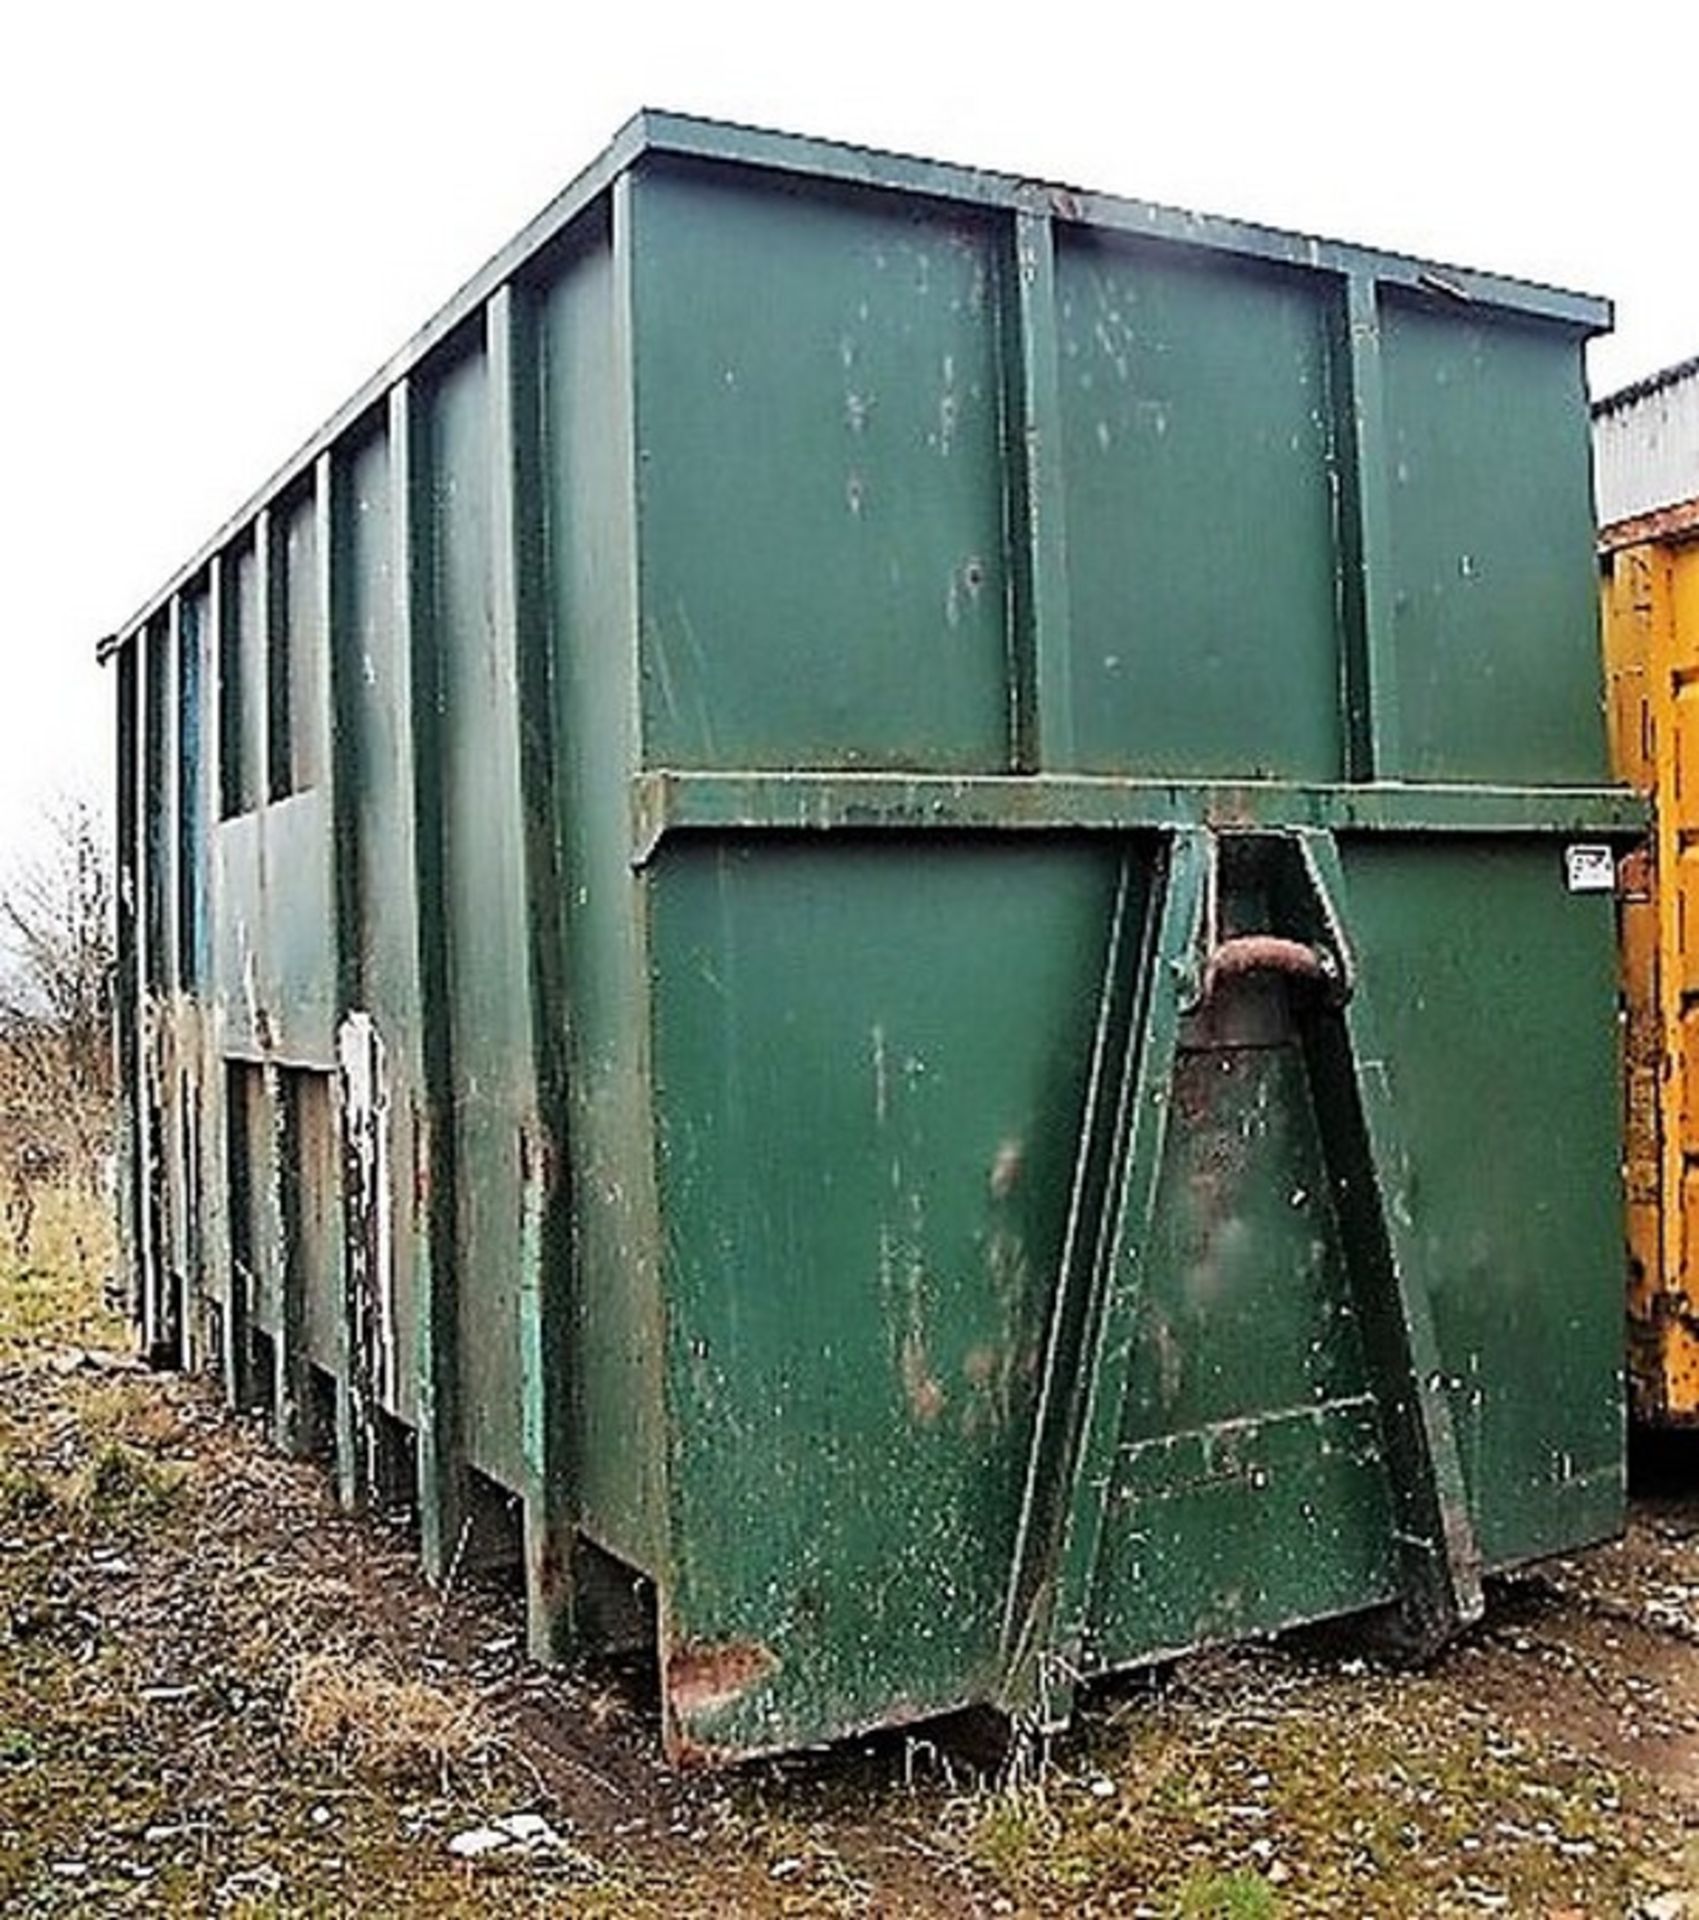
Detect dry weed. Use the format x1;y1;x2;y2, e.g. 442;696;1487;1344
68;1375;185;1450
284;1650;486;1785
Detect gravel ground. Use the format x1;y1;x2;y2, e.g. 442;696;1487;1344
3;1191;1697;1917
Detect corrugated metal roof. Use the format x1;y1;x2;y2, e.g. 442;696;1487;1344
1593;357;1699;528
1594;354;1699;419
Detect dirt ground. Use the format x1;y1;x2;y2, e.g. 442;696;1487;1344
4;1194;1699;1917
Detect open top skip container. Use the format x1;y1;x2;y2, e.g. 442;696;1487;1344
108;111;1639;1762
1597;359;1699;1424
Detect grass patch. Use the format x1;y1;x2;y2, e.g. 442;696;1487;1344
0;1184;118;1360
957;1671;1657;1917
71;1438;184;1522
969;1788;1058;1884
1176;1869;1282;1918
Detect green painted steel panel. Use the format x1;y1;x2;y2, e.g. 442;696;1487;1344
277;489;326;797
1092;1399;1400;1659
177;588;209;989
1338;838;1624;1562
1055;237;1347;779
423;346;533;1493
337;422;422;1426
1125;1036;1375;1437
341;428;403;1011
539;221;670;1570
141;622;173;992
225;538;265;818
631;161;1012;772
211;811;264;1057
261;791;335;1065
1380;300;1607;783
650;836;1126;1751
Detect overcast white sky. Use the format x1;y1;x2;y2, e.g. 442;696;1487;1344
2;0;1695;871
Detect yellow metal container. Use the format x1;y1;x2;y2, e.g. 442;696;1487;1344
1602;498;1699;1419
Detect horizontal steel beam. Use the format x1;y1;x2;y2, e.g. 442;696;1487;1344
631;769;1648;863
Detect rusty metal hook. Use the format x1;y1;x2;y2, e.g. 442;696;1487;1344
1199;933;1343;1006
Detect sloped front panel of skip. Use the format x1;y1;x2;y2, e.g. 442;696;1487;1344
1088;980;1405;1662
646;836;1135;1757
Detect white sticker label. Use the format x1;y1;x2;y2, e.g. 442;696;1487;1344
1565;844;1615;893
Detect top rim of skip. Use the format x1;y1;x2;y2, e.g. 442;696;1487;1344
100;106;1613;660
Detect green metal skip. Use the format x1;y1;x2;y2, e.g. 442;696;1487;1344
106;113;1639;1762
